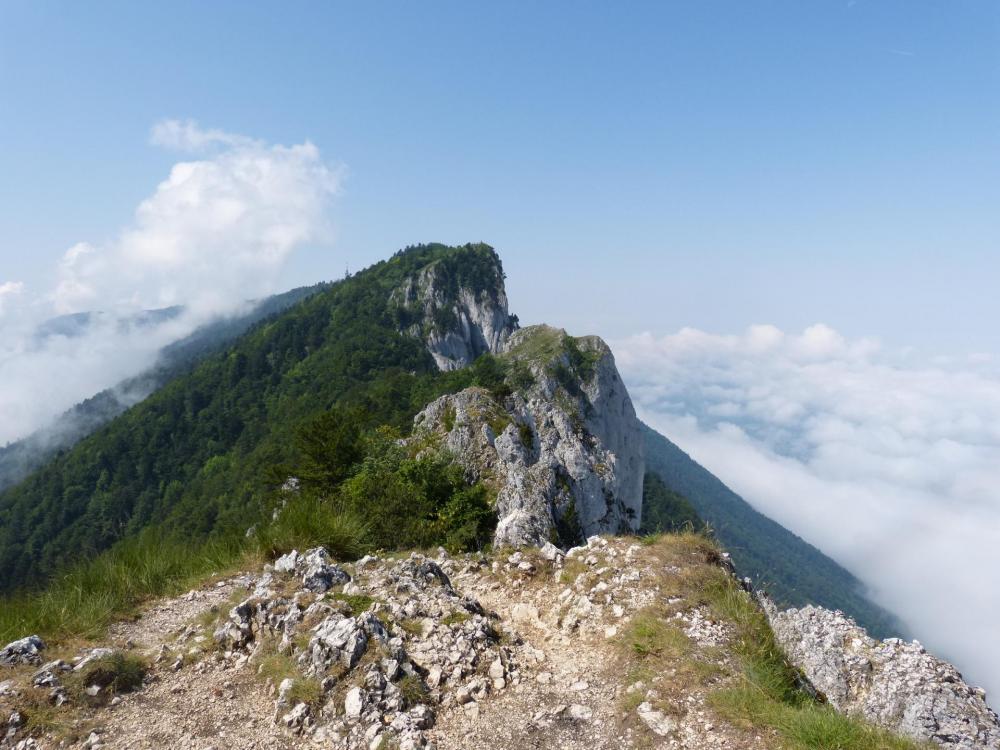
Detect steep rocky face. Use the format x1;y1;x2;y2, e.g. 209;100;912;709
390;245;517;371
762;599;1000;749
411;325;644;547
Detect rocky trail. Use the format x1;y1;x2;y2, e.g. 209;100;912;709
5;532;998;750
2;535;773;750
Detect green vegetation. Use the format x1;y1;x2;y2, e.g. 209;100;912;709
0;243;535;644
0;284;328;496
398;618;423;637
257;651;324;708
0;532;250;641
703;578;927;749
503;325;604;410
623;609;692;659
441;610;470;626
67;651;147;703
641;424;902;638
640;471;704;535
0;244;508;595
327;592;375;616
398;673;430;707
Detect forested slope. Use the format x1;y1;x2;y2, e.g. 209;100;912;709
641;423;901;637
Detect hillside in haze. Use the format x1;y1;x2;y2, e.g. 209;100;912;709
0;284;327;495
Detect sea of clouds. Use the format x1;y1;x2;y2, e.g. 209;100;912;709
0;120;340;447
615;323;1000;701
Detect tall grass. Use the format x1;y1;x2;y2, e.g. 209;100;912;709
0;531;250;643
252;494;369;561
0;494;368;646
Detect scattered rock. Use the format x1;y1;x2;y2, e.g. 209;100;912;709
637;701;677;736
0;636;45;667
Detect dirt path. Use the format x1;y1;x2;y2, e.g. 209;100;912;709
10;537;774;750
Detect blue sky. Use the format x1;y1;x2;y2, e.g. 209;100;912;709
2;1;998;351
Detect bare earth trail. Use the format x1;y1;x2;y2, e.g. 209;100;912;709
10;536;773;750
102;579;297;750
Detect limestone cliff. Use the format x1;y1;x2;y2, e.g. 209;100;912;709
762;597;1000;749
390;243;517;371
411;325;644;548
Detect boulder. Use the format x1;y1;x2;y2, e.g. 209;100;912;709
0;636;45;667
412;325;644;548
764;599;1000;750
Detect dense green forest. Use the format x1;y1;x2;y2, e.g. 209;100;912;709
641;423;902;638
639;471;703;534
0;283;327;494
0;243;510;593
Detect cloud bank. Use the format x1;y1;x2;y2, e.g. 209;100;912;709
0;121;341;446
615;324;1000;700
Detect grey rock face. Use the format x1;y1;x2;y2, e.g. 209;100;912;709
763;600;1000;749
391;258;517;371
273;547;351;594
0;637;45;667
412;325;644;547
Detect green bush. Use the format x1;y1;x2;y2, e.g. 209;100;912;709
328;592;375;615
254;493;368;561
68;651;147;702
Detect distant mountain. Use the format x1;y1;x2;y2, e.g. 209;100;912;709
0;284;328;494
32;306;184;342
641;423;902;638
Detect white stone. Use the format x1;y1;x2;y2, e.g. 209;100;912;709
344;686;365;718
637;702;677;736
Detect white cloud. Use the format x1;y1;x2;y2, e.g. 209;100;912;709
0;281;24;315
0;121;341;446
149;118;255;152
51;121;340;316
615;325;1000;702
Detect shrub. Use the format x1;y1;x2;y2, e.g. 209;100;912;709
68;651;147;703
254;493;368;561
398;674;429;707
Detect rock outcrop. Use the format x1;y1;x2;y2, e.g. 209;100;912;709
0;637;45;668
412;325;644;547
391;244;517;371
763;600;1000;749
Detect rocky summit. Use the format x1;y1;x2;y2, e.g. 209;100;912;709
413;325;644;548
389;244;518;371
0;535;772;750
